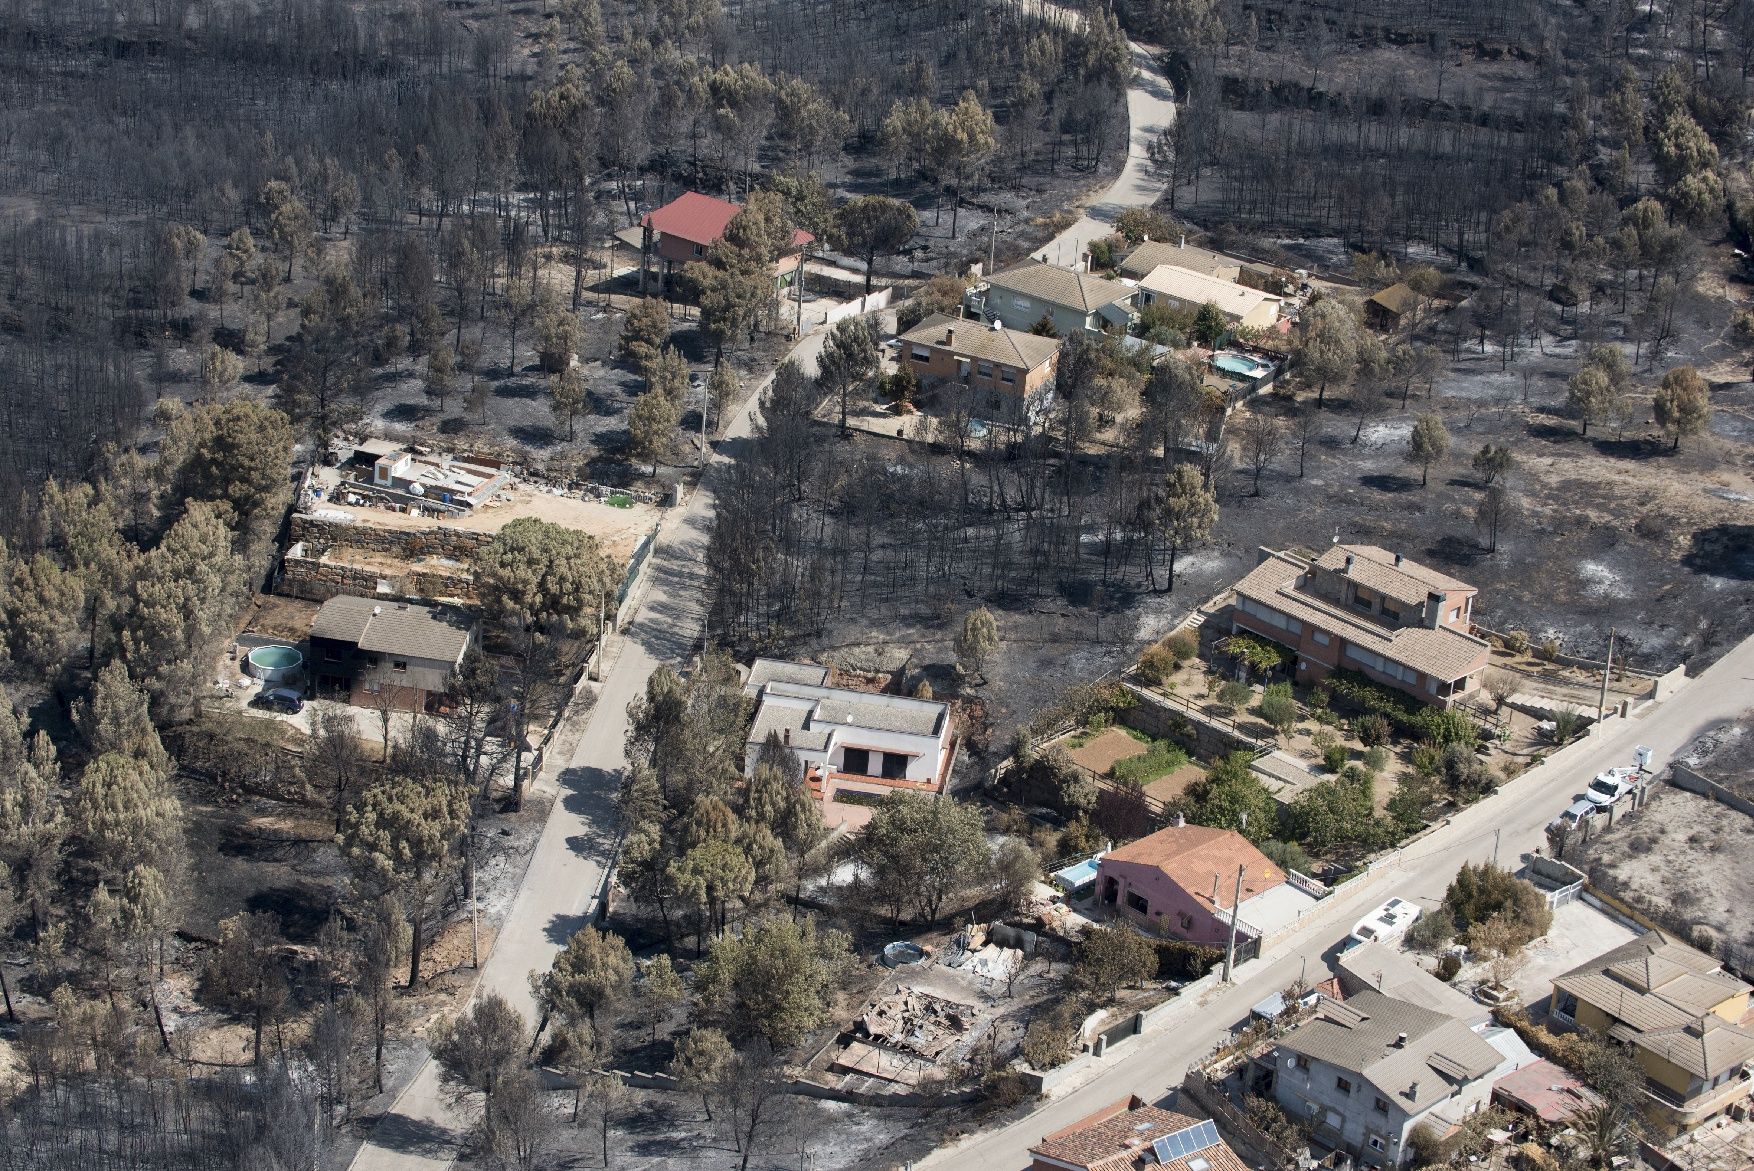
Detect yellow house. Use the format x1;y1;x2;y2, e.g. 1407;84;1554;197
1549;930;1754;1135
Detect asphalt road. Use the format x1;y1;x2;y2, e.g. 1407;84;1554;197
921;631;1754;1171
346;330;835;1171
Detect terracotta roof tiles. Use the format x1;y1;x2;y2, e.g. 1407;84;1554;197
1102;824;1285;909
1030;1097;1251;1171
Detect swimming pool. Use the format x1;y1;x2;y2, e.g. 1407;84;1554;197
1212;352;1273;379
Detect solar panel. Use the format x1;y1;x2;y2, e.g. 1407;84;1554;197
1150;1120;1221;1164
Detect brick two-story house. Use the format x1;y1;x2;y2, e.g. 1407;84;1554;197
1228;545;1491;708
896;313;1060;421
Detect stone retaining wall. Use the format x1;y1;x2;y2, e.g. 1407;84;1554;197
278;553;383;602
290;513;493;560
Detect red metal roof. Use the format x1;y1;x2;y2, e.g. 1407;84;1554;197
640;190;815;249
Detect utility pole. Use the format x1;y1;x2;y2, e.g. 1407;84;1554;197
699;371;709;467
1221;863;1245;983
1491;827;1501;867
794;240;807;339
1596;627;1616;732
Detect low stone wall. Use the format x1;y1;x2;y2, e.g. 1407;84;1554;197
279;547;474;604
1118;680;1267;758
278;552;383;602
290;513;494;561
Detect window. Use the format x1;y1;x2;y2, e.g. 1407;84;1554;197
1368;1136;1386;1152
880;751;909;780
1335;1076;1353;1094
391;660;408;673
976;362;994;380
1000;369;1016;384
911;346;930;363
1012;296;1032;312
692;243;704;257
1373;1097;1389;1114
1313;631;1331;646
842;747;871;776
1125;891;1149;914
1178;912;1193;931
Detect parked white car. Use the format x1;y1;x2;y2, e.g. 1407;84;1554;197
1344;897;1422;951
1552;798;1598;831
1584;766;1638;808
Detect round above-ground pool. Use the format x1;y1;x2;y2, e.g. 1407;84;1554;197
246;644;304;683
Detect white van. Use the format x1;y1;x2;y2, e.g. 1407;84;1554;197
1345;897;1421;950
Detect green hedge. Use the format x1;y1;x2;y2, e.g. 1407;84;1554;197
1111;740;1190;786
1326;669;1481;746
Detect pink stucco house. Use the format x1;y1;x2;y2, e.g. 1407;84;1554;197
1095;821;1286;945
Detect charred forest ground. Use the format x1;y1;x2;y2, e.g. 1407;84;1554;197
781;285;1753;751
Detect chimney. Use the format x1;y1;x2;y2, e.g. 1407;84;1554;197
945;326;955;347
1172;810;1186;828
1408;1080;1420;1099
1394;551;1404;567
1179;233;1187;249
1212;874;1220;904
1395;1031;1408;1047
1343;554;1355;573
783;728;791;745
1426;591;1444;629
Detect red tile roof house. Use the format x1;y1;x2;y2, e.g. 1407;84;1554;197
1229;544;1492;709
636;191;814;296
1095;821;1288;946
1028;1095;1252;1171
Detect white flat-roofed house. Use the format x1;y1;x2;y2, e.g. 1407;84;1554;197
742;658;957;830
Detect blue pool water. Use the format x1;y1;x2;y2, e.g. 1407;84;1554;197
1213;353;1271;378
1053;856;1101;892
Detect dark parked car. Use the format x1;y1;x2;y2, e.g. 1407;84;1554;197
253;687;304;714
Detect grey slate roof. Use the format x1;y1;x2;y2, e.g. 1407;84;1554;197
1552;930;1754;1077
310;595;474;665
747;702;831;753
1277;989;1501;1115
762;682;946;737
744;657;830;696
